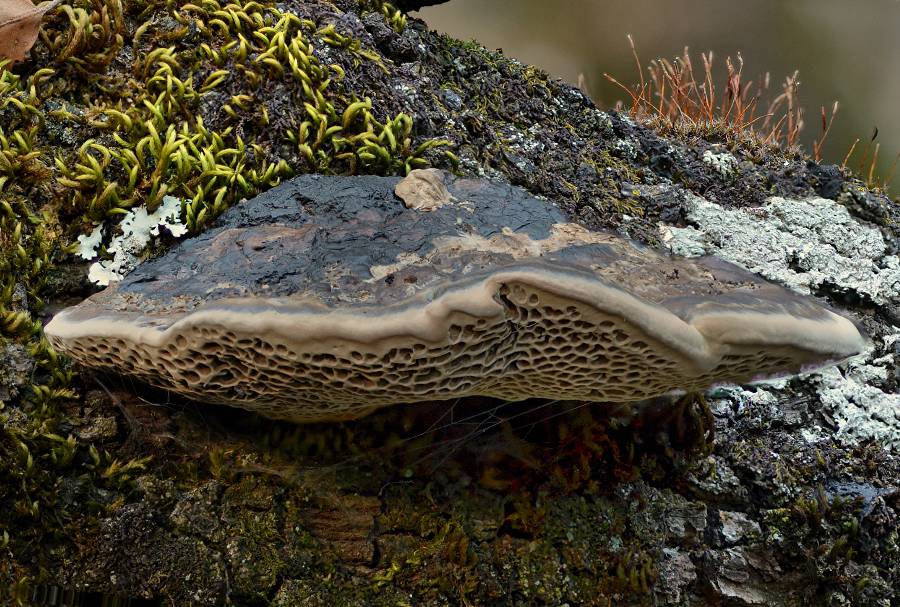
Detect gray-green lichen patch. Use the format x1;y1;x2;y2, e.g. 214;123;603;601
702;149;739;178
811;331;900;450
661;194;900;306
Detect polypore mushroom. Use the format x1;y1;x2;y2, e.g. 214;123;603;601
45;171;869;423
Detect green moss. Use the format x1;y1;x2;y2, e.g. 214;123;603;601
37;0;448;232
357;0;408;34
580;150;645;216
760;488;871;600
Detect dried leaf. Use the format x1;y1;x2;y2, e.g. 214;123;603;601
0;0;61;64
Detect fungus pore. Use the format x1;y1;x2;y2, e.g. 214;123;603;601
45;173;869;423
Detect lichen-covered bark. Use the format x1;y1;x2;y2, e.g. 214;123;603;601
1;1;897;605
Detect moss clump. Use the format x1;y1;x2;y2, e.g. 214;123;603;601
358;0;408;33
33;0;449;233
760;484;890;604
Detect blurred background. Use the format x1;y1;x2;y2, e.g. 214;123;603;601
418;0;900;192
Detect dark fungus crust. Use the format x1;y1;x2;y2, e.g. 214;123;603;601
45;172;868;422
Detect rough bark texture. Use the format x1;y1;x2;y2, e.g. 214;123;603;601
1;1;898;606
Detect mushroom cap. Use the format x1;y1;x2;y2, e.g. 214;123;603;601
45;171;869;423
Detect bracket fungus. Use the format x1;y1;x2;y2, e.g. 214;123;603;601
45;171;869;423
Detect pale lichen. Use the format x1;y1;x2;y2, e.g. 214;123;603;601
660;194;900;305
702;149;739;178
85;195;187;286
813;331;900;450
